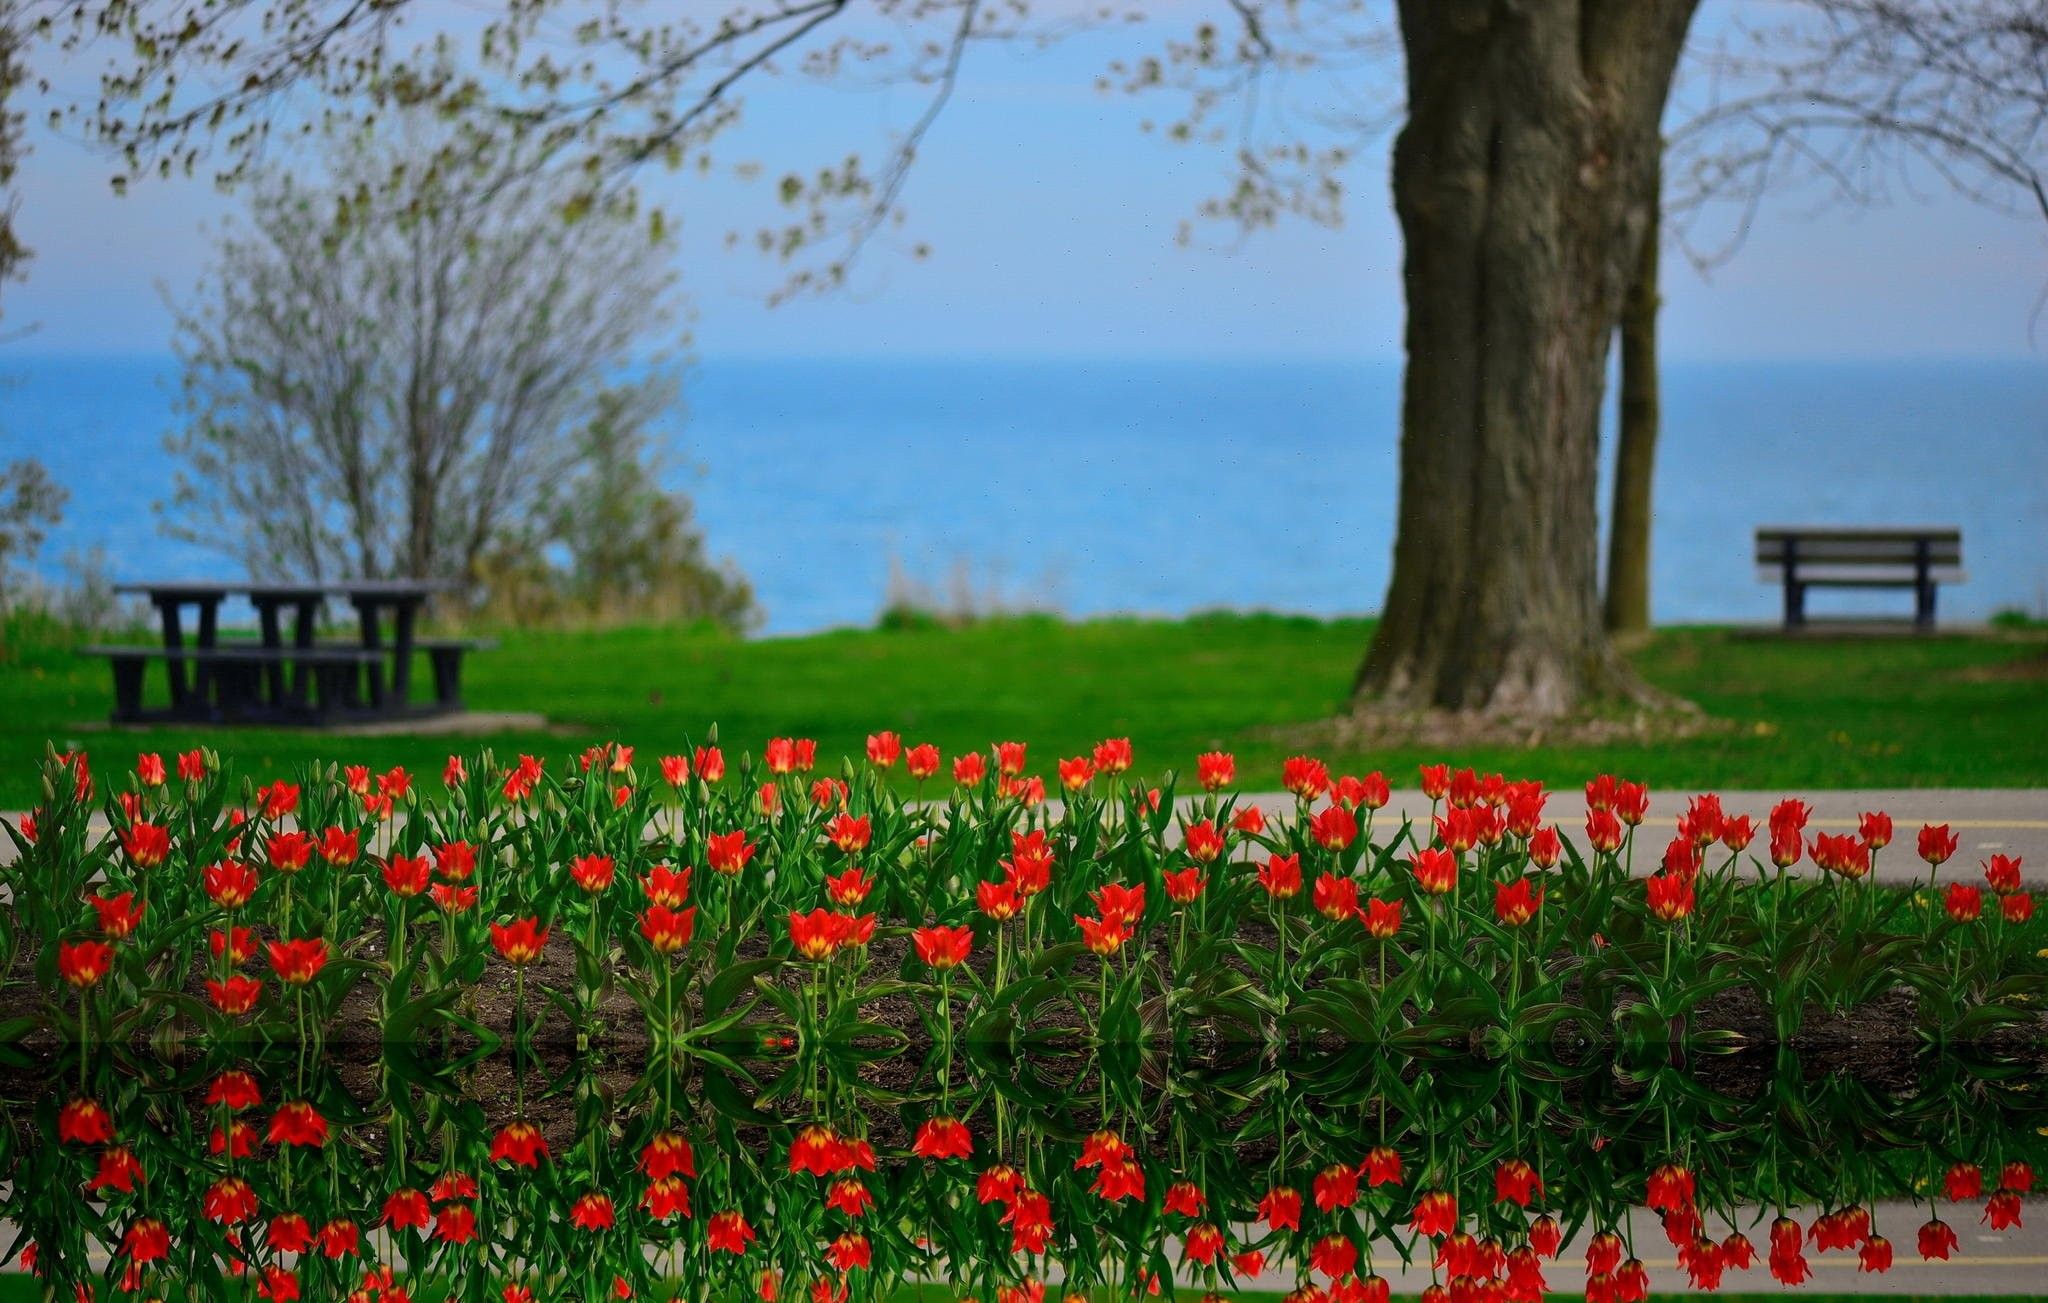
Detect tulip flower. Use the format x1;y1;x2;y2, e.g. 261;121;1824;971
381;855;430;898
912;1116;974;1160
1410;1189;1458;1238
2004;892;2035;922
267;1100;329;1148
1983;852;2025;894
1259;853;1303;899
1283;755;1331;800
1091;737;1132;772
1074;914;1131;956
1310;805;1358;850
1163;866;1206;904
825;813;871;853
1918;1219;1958;1260
1494;1158;1543;1207
569;853;615;893
709;1210;757;1254
912;925;973;969
488;919;548;966
1410;848;1457;896
90;891;145;938
1195;751;1235;790
267;938;329;985
490;1121;549;1167
1945;882;1983;922
640;904;696;954
1183;819;1226;862
1313;1163;1360;1212
1313;873;1359;921
1494;877;1542;926
58;939;113;988
707;830;756;875
1646;873;1694;922
121;821;171;868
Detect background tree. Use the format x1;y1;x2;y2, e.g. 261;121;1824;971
0;456;63;605
0;1;27;330
165;121;752;632
32;0;2039;712
1602;0;2048;636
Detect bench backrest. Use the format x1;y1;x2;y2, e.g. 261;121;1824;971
1755;527;1962;570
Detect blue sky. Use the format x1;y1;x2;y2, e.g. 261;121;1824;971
5;7;2044;361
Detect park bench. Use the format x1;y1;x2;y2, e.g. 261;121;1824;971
1755;526;1964;631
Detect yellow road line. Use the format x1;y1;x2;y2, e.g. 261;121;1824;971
1633;1255;2048;1269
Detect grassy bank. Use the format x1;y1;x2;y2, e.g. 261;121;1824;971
1;612;2043;806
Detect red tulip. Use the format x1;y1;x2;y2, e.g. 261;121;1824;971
994;740;1028;776
912;1116;974;1160
1313;873;1359;921
490;1121;549;1167
1920;823;1960;865
432;883;479;913
1196;751;1235;790
977;877;1020;920
1494;1158;1543;1207
1284;756;1332;800
1918;1219;1958;1260
643;864;692;907
569;854;615;893
1944;882;1983;922
120;1217;171;1263
1183;819;1226;863
1585;808;1624;853
1361;897;1403;939
1163;866;1206;904
1985;853;2024;894
1410;1189;1458;1238
1310;1235;1357;1280
707;830;756;875
207;974;263;1015
1091;737;1133;773
121;821;170;868
58;939;114;988
865;731;902;768
1494;877;1542;927
488;919;549;966
1074;914;1131;956
319;826;359;865
952;752;987;784
1859;1235;1893;1273
825;813;870;853
905;743;941;780
381;854;430;898
1646;873;1694;922
212;925;256;965
708;1210;757;1254
640;904;696;954
568;1192;615;1233
1092;881;1146;927
90;891;144;939
2003;892;2034;923
1420;764;1451;800
1362;1145;1403;1187
1410;848;1457;896
267;938;329;985
203;1175;261;1224
1859;811;1893;850
1259;853;1302;900
1257;1185;1302;1231
912;925;973;970
1310;805;1358;851
267;1100;329;1148
1313;1163;1360;1212
1058;756;1095;790
1185;1222;1226;1265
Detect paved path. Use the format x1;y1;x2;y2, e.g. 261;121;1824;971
1226;1198;2048;1296
1228;789;2046;885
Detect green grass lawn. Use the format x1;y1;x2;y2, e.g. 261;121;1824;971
1;612;2044;807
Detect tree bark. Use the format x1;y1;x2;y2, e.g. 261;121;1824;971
1605;170;1661;637
1353;0;1697;718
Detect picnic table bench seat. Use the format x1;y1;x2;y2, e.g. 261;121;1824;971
1755;526;1964;630
80;643;390;724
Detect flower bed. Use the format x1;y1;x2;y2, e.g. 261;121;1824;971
8;1046;2045;1297
3;737;2043;1050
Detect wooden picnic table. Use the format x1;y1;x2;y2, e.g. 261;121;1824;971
89;579;478;726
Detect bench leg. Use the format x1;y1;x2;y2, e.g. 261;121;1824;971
430;648;464;709
1916;581;1937;631
1783;580;1806;630
109;657;145;724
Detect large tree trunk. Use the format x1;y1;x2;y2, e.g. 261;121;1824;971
1605;172;1662;637
1353;0;1697;718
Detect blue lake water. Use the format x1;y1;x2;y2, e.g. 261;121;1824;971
2;354;2043;633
